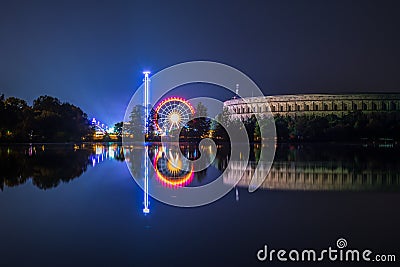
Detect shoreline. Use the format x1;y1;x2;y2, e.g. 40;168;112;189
0;140;398;148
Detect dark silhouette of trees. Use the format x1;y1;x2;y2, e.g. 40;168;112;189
183;102;211;140
0;95;93;142
244;115;257;143
147;108;158;141
212;107;241;142
114;122;123;136
0;96;33;141
32;95;92;142
0;145;92;190
124;105;145;141
258;112;400;142
213;109;400;143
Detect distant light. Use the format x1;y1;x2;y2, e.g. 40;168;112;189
143;71;151;75
143;208;150;214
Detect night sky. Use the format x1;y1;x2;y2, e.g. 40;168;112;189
1;0;400;125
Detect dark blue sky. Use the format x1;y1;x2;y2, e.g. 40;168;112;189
1;0;400;125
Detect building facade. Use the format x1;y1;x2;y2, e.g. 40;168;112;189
223;93;400;120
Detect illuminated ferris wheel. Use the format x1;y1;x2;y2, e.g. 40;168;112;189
154;97;194;134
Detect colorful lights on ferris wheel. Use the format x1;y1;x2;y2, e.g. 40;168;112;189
154;96;195;134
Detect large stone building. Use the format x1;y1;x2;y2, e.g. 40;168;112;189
223;93;400;120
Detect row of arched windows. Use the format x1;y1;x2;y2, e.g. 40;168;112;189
232;100;399;114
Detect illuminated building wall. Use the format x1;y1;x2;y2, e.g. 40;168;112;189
224;94;400;120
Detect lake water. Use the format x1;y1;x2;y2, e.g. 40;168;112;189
0;143;399;266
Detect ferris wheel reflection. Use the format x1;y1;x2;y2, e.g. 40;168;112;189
153;146;194;188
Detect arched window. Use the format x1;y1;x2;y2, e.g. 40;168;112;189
305;104;309;111
353;103;358;110
372;102;377;110
324;104;329;111
382;102;387;111
362;103;367;110
391;102;397;111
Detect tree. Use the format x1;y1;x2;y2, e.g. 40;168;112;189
274;115;289;141
114;122;123;136
213;107;232;141
256;115;276;141
31;96;91;142
124;105;145;141
244;115;257;143
32;95;62;141
146;108;159;141
0;94;93;142
184;102;211;139
1;97;33;141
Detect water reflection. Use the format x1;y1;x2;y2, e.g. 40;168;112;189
91;143;125;166
153;147;194;187
143;146;150;214
124;143;223;190
0;143;124;191
1;143;400;193
224;144;400;192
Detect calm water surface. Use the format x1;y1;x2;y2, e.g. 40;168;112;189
1;143;399;266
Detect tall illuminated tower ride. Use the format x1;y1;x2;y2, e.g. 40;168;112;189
143;71;151;134
142;71;151;214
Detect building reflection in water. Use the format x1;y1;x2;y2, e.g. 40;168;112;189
223;144;400;192
2;143;400;196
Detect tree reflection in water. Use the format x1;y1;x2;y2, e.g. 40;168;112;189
0;144;125;191
1;143;400;192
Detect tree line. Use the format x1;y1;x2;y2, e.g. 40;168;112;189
213;108;400;143
0;94;93;142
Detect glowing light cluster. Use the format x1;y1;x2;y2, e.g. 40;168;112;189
143;71;150;134
153;150;194;187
